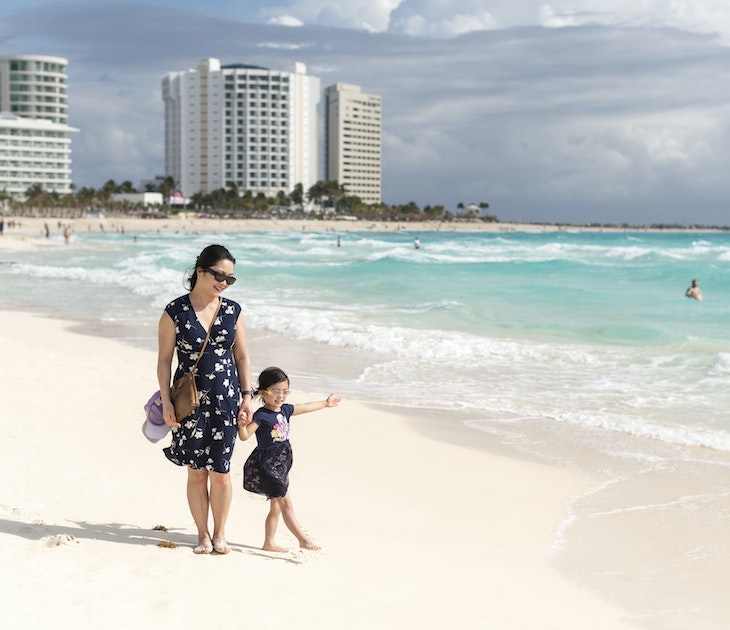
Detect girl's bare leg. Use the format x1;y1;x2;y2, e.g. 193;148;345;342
279;494;320;550
209;470;232;554
187;468;212;554
263;498;287;552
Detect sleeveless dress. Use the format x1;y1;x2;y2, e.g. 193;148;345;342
162;294;242;473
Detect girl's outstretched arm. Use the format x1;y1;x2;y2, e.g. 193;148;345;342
292;393;341;416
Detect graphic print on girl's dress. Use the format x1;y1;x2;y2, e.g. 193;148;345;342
270;413;289;442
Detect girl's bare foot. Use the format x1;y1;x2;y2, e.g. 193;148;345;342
262;542;289;553
193;535;213;554
299;539;320;550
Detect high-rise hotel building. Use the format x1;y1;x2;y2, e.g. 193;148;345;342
162;58;320;199
0;54;77;198
324;83;382;204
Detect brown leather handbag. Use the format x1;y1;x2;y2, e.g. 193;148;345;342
171;298;222;420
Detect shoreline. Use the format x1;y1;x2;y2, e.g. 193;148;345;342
1;214;727;243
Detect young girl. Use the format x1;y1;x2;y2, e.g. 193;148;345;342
238;366;341;552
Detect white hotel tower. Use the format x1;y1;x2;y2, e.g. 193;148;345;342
162;58;320;199
324;83;382;204
0;54;77;199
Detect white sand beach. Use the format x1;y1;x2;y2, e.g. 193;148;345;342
0;213;704;244
0;309;643;629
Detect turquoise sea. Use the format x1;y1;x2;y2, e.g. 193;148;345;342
3;226;730;453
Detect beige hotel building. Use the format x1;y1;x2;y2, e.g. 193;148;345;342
324;83;382;204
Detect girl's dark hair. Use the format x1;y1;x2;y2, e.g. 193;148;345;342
256;366;289;394
187;244;236;290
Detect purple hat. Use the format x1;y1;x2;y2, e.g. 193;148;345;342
142;390;170;443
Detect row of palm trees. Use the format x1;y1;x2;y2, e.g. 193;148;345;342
5;178;495;223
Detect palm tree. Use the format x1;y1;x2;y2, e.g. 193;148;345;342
25;183;45;201
100;179;119;200
157;176;177;202
225;181;240;200
306;181;326;210
289;183;304;209
323;180;346;212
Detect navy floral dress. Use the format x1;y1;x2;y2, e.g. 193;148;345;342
163;294;242;473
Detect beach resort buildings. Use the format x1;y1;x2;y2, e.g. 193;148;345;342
324;83;382;204
0;55;77;199
162;58;320;199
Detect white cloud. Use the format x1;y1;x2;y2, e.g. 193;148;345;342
262;0;403;32
391;9;496;36
387;0;497;36
541;5;588;28
538;1;730;41
257;0;730;41
266;14;304;27
257;41;305;50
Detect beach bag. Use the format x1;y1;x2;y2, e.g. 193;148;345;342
168;297;221;420
171;370;200;420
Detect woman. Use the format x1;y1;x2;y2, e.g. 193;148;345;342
157;244;254;554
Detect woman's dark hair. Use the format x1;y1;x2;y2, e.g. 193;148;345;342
187;244;236;290
256;366;290;394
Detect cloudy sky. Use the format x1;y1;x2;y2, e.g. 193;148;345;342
2;1;730;224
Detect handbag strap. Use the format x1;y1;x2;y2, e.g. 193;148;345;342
189;297;222;373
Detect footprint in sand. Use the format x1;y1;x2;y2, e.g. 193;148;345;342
41;534;78;548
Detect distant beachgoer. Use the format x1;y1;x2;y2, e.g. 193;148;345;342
686;279;703;301
158;244;253;555
414;237;420;249
63;225;71;244
44;222;50;238
0;218;4;237
238;366;341;552
337;235;341;247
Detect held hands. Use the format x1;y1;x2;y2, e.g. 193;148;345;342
237;397;255;426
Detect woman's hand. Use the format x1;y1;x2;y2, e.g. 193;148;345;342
237;397;254;426
163;402;181;429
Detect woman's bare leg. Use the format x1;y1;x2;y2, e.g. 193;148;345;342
209;470;232;554
187;467;212;554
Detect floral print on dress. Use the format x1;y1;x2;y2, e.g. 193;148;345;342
162;295;242;473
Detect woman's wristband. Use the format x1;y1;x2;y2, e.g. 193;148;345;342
241;390;254;397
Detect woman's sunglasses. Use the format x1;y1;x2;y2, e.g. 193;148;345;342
203;266;237;285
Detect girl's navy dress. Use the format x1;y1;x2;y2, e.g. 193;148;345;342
163;295;242;473
243;403;294;498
